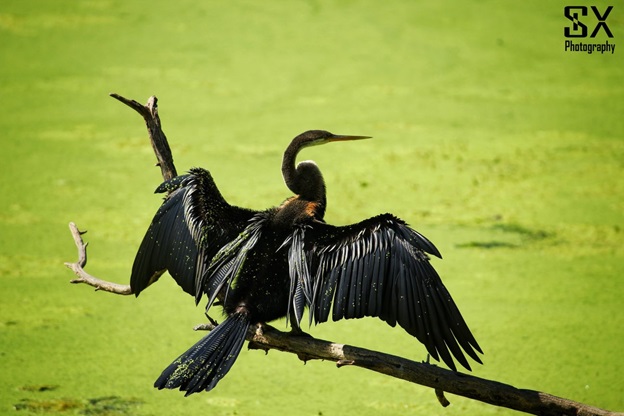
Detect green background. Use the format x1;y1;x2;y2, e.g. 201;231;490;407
1;1;622;415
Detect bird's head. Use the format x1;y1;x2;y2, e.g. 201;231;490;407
292;130;371;151
282;130;371;201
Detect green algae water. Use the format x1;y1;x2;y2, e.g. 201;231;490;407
1;1;622;415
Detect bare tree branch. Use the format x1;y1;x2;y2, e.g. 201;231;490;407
109;93;177;181
64;94;623;416
191;322;622;416
63;94;177;294
63;222;132;295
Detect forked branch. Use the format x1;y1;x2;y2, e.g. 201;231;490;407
64;94;622;416
64;222;132;295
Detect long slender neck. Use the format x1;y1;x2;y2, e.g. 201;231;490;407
282;140;326;205
281;140;300;194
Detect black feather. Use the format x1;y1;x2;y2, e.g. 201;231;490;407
201;213;266;308
130;168;256;298
292;214;482;371
131;187;198;295
155;312;250;395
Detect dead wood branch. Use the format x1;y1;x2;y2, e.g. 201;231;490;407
64;94;623;416
109;93;177;181
193;322;621;416
63;222;132;295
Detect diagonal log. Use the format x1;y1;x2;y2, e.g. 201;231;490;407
109;93;177;181
196;321;621;416
63;94;623;416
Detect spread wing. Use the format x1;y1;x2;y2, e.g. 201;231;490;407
287;213;482;371
130;168;256;301
198;211;268;311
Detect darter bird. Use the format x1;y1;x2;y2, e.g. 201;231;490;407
130;130;483;395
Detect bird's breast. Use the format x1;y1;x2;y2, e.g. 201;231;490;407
274;196;321;226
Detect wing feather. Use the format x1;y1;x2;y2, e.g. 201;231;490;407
202;212;267;309
287;213;482;371
317;259;340;323
369;247;386;317
130;168;256;300
131;185;197;295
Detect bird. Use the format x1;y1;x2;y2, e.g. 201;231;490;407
130;130;483;395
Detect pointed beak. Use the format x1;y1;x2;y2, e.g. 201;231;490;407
327;134;372;143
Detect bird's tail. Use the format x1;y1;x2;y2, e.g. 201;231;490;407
155;312;250;395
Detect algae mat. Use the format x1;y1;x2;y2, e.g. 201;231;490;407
1;1;622;415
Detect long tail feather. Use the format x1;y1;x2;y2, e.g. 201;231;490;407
155;312;250;395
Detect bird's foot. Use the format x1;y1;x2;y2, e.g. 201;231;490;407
254;322;268;337
422;354;440;369
193;314;220;331
289;325;313;338
204;313;219;327
248;323;270;354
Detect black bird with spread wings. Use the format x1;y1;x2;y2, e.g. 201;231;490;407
130;130;483;395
